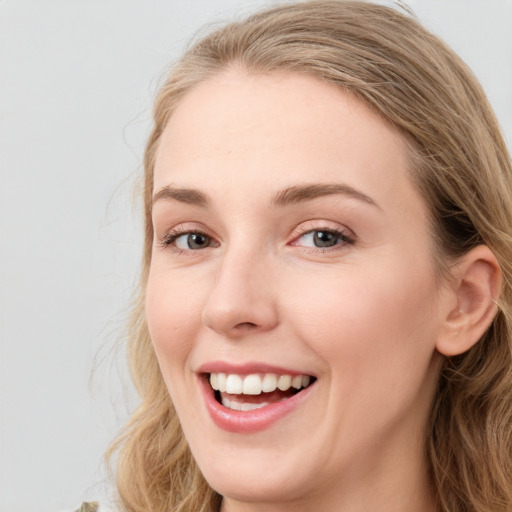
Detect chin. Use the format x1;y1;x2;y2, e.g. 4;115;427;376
200;458;314;506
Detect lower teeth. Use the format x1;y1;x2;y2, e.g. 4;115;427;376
221;397;269;411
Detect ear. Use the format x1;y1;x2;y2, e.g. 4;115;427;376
436;245;501;357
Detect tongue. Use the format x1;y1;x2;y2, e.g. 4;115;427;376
219;388;297;405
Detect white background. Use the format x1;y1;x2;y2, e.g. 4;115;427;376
1;1;511;511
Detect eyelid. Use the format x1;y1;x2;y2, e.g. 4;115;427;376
291;220;355;239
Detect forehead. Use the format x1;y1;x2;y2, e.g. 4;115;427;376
153;70;419;213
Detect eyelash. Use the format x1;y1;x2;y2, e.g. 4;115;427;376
158;225;356;254
159;227;217;253
291;225;355;251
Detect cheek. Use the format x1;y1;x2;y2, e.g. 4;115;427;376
283;260;440;388
145;264;216;437
145;265;206;374
281;262;441;458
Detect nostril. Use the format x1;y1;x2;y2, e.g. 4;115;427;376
234;322;259;329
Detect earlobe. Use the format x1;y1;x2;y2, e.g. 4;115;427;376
436;245;501;357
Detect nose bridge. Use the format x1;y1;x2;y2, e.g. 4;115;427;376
201;237;278;336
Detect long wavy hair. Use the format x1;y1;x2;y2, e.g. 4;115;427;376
107;2;512;511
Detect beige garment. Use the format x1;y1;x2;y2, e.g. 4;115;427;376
75;503;99;512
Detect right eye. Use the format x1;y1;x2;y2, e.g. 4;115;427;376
176;232;212;250
161;230;217;251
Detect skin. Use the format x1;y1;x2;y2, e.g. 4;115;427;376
147;70;450;512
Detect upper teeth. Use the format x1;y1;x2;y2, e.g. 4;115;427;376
209;373;311;395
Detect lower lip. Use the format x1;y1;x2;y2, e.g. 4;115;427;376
198;375;316;434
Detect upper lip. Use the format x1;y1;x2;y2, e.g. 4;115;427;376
196;361;315;377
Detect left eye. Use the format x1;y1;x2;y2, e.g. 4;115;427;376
294;229;352;248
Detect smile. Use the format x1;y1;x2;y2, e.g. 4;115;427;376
209;372;312;411
198;367;317;433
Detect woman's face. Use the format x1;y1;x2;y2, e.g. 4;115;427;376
148;71;445;509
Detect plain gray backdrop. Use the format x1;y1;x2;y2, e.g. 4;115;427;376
1;1;511;511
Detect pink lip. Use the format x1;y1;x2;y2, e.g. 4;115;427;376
197;369;316;434
197;361;312;376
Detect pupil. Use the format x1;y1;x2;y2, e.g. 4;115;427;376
188;233;208;249
314;231;337;247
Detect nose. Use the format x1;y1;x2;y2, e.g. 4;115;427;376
201;248;279;338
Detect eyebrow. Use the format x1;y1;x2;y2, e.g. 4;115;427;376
152;186;210;208
271;183;380;209
152;183;380;210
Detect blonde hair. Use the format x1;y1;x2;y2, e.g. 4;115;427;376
108;2;512;511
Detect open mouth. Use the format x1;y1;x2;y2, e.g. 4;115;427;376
208;372;316;412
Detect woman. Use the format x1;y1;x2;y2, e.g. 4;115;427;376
101;1;512;511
